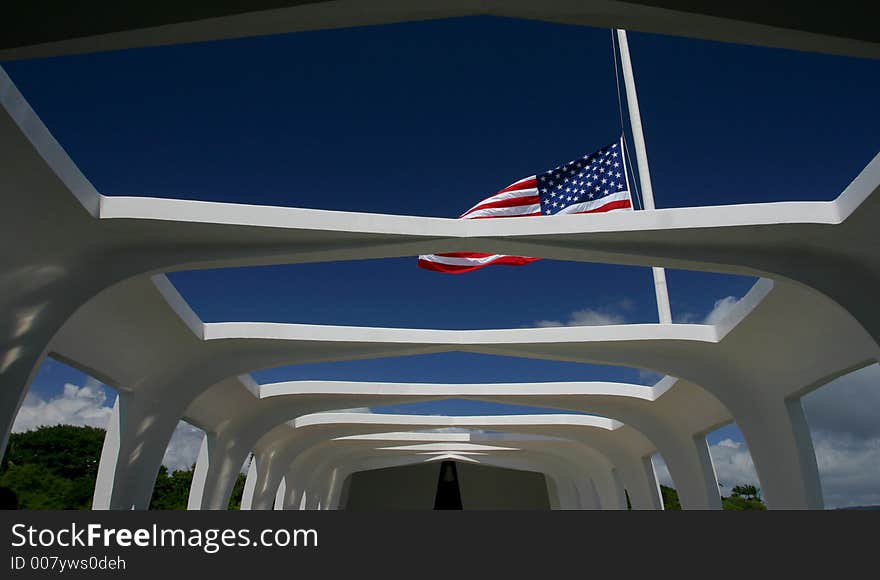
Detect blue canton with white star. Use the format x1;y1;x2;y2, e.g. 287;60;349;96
536;141;628;215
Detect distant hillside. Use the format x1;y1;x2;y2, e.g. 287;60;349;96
0;424;244;510
659;484;767;510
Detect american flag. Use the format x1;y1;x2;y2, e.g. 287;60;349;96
418;138;633;274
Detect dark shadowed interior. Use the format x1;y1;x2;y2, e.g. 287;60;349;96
343;461;551;510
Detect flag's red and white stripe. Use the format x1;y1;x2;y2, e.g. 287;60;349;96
553;190;632;215
418;175;542;273
418;159;632;274
458;176;541;219
417;252;541;274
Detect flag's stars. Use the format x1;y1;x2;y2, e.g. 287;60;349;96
532;142;631;217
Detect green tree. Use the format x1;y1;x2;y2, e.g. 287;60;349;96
0;425;106;509
658;483;766;510
150;465;196;510
228;473;248;510
2;425;105;479
723;484;766;510
660;485;682;510
0;425;218;511
0;463;76;509
722;494;767;510
730;484;760;501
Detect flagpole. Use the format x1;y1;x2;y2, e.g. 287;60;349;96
616;29;673;324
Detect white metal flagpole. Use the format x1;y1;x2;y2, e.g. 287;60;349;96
616;28;673;324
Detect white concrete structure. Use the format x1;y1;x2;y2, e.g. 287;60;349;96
2;7;878;510
239;414;659;510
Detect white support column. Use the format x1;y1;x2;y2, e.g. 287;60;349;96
282;464;304;510
326;470;354;510
92;393;181;510
273;477;287;510
248;452;288;511
322;467;344;510
0;349;42;465
238;453;259;510
656;432;723;510
187;433;215;510
305;487;321;510
614;455;662;510
545;477;561;510
735;397;824;509
187;434;250;510
565;459;613;510
690;434;723;509
555;479;581;510
284;485;302;511
576;477;601;510
610;468;629;509
640;454;665;510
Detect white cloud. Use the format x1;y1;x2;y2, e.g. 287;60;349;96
652;439;759;494
707;438;759;492
673;295;742;326
703;296;739;325
651;454;672;487
803;364;880;440
803;364;880;508
12;378;113;432
636;369;663;386
716;438;740;449
162;421;205;472
654;416;880;509
812;431;880;508
535;304;627;328
14;378;205;472
672;311;700;324
706;431;880;509
536;294;740;329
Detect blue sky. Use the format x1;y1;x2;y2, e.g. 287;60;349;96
9;17;880;446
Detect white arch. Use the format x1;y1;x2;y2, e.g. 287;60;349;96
1;62;878;512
